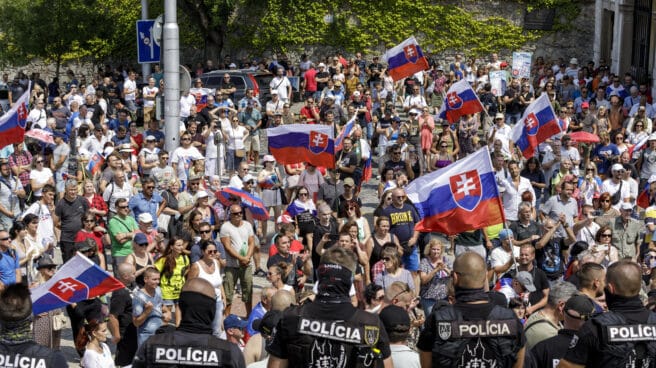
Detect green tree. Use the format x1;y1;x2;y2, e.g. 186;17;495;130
0;0;140;75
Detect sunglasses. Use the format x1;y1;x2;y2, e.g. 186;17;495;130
298;192;309;196
36;160;44;163
137;242;148;247
0;237;9;241
393;195;406;199
207;250;217;254
200;230;212;234
83;219;95;223
600;233;612;237
231;211;243;216
600;199;611;203
118;206;129;209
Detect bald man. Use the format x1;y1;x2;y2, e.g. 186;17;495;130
109;262;137;366
558;260;656;367
133;278;246;368
417;252;526;368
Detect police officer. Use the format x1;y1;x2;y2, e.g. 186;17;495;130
266;246;393;368
0;283;67;367
417;252;526;368
133;278;245;368
558;260;656;367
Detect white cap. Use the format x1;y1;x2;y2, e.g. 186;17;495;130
195;190;209;200
611;163;624;172
318;63;326;68
569;58;578;65
352;91;361;97
649;133;656;141
276;214;293;224
620;202;633;211
648;174;656;184
271;90;278;95
242;174;256;183
263;154;275;163
138;213;153;223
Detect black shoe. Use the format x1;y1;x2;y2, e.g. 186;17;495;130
254;268;267;277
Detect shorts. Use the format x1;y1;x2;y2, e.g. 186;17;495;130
244;133;260;152
402;246;420;271
223;264;253;305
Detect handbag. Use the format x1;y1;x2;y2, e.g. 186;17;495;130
278;187;288;205
158;213;171;232
235;148;246;158
52;312;67;331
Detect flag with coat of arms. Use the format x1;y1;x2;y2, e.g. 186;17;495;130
383;36;430;81
438;79;485;123
0;83;31;149
267;124;335;168
405;148;505;235
31;254;124;315
511;93;561;158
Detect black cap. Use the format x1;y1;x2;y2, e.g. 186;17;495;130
379;305;410;333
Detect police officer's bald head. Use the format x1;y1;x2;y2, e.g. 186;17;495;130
453;252;487;289
182;278;216;300
606;260;642;297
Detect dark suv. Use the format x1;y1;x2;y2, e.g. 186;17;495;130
199;69;274;107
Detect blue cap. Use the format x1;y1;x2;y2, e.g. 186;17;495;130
133;233;148;245
224;314;248;330
53;130;68;140
499;229;513;240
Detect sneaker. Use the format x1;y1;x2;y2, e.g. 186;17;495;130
254;268;267;277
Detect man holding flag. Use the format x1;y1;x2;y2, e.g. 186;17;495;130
512;93;561;159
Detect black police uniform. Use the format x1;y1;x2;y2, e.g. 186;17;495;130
266;301;391;368
562;297;656;367
132;330;245;368
529;328;577;368
0;341;67;368
417;302;525;368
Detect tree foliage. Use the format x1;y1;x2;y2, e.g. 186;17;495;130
230;0;541;57
0;0;140;72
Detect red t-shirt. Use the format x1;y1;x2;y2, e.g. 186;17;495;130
74;230;104;253
304;68;317;92
269;239;304;257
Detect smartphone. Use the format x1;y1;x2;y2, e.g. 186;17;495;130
329;234;340;242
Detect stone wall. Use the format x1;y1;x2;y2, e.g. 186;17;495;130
1;59;97;83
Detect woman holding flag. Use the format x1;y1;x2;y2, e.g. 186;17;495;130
258;155;284;243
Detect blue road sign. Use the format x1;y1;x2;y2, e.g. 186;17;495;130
136;20;160;64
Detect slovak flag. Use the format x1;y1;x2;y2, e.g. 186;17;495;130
383;36;430;81
335;117;356;152
511;94;561;159
405;148;505;235
360;139;373;183
438;79;485;123
0;84;30;149
267;124;335;168
86;151;105;175
31;254;124;315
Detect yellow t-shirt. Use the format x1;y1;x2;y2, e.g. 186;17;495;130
155;254;188;300
485;223;504;240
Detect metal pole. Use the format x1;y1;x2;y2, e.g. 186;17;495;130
141;0;151;83
163;0;180;153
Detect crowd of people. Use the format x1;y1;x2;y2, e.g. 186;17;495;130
0;50;656;367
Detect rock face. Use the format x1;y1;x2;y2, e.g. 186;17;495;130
1;1;596;79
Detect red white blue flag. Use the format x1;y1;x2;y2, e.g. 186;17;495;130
86;151;105;175
405;148;505;235
267;124;335;168
0;85;30;149
383;36;430;81
438;80;485;123
511;94;561;159
335;117;356;152
31;254;124;315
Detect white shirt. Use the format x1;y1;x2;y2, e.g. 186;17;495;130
123;79;137;101
487;123;513;157
180;94;196;118
576;221;600;247
142;86;159;107
27;108;47;129
171;146;203;181
269;76;292;102
499;177;535;221
601;179;632;210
